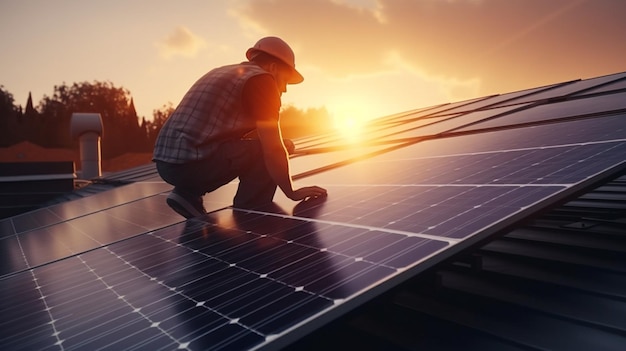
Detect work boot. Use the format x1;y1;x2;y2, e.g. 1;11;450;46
166;188;206;219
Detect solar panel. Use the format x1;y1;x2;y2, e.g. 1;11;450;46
425;81;567;115
0;182;237;278
289;143;395;176
5;182;172;234
450;93;626;134
1;73;625;351
294;107;451;153
571;77;626;96
408;95;495;118
291;104;537;178
493;71;626;105
388;103;530;139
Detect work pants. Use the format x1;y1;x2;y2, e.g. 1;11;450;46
156;139;277;209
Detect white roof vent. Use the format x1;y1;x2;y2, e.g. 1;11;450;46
70;113;103;180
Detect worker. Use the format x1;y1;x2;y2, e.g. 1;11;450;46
153;36;327;218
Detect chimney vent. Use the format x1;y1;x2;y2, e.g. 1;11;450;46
70;113;103;179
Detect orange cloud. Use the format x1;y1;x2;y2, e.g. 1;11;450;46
234;0;626;96
156;26;207;59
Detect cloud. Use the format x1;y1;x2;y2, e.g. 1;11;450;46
156;26;207;59
234;0;626;96
235;0;386;75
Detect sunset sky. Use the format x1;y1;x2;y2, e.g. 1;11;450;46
2;0;626;127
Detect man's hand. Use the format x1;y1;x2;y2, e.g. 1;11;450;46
288;186;327;201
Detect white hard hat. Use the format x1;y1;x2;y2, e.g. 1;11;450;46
246;36;304;84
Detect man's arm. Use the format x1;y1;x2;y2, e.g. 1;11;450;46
244;73;326;201
256;119;326;201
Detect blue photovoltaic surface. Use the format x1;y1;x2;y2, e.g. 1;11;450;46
288;114;626;240
0;211;449;350
1;74;625;351
0;182;237;277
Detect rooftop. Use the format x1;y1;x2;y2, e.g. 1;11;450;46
1;71;625;350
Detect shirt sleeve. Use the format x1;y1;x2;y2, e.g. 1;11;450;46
242;74;281;122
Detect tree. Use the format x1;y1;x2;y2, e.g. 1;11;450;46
38;81;143;158
0;85;19;147
146;102;174;148
279;105;333;139
0;85;17;147
0;85;16;114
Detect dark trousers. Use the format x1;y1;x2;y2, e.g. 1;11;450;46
156;139;277;208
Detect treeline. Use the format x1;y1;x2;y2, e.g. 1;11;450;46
0;81;332;160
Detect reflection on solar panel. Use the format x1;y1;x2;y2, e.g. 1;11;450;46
1;72;625;350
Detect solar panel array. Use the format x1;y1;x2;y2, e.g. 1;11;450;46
1;72;625;350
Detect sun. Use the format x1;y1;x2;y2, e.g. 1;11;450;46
330;102;372;142
333;114;365;142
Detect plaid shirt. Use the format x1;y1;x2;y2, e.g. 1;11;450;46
153;62;276;163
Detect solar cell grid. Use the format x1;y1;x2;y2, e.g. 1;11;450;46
0;183;239;278
3;181;172;236
289;115;626;242
378;114;626;161
0;236;29;274
1;208;450;350
6;229;264;350
286;183;565;240
292;111;626;184
307;142;624;187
